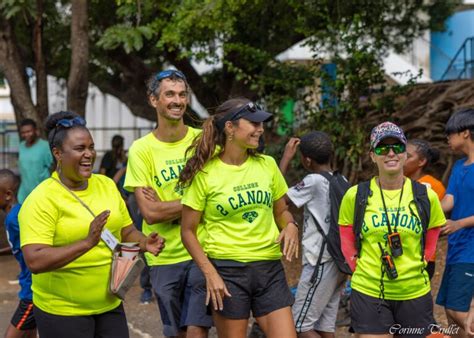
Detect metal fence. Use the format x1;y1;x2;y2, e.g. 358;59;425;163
441;37;474;81
0;123;154;172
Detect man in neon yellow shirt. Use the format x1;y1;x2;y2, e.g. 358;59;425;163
124;69;211;337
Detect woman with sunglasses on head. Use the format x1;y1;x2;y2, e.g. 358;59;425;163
338;122;446;337
179;98;299;338
18;111;165;338
403;139;446;280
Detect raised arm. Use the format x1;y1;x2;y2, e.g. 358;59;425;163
121;224;165;256
181;205;230;311
279;137;300;175
23;210;110;273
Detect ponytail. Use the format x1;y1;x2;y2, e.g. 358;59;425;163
178;97;256;189
178;115;224;188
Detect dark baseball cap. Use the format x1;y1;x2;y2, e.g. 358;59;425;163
216;102;272;131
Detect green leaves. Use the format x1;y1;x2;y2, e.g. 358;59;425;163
98;24;154;53
0;0;35;19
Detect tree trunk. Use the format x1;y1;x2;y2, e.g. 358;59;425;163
67;0;89;117
34;0;49;122
0;17;38;128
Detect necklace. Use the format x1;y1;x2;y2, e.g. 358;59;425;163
378;178;404;234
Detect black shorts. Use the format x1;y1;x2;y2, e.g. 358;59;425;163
350;289;435;337
11;299;36;330
34;303;128;338
212;259;294;320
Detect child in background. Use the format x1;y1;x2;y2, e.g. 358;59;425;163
403;138;446;280
438;108;474;337
0;169;36;338
280;132;346;338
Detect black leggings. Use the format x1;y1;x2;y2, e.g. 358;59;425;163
34;303;129;338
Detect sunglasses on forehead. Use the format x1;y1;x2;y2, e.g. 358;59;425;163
374;143;406;155
155;69;186;82
56;117;86;128
228;102;262;121
50;117;87;148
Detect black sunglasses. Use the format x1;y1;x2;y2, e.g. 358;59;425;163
227;102;262;122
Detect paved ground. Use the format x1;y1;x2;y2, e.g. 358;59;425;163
0;254;221;337
0;237;452;337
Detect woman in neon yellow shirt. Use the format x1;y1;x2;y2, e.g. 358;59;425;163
19;111;164;338
338;122;446;337
179;98;299;338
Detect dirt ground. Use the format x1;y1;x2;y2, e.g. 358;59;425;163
0;234;451;337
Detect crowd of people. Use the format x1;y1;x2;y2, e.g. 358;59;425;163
1;68;473;338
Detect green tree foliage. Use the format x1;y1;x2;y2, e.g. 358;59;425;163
0;0;459;171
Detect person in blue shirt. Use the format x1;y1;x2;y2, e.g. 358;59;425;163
0;169;36;338
438;108;474;337
18;119;53;203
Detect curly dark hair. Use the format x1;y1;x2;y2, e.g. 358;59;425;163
299;131;333;165
45;111;88;150
408;139;440;168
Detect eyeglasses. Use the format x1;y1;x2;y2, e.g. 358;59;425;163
50;117;87;148
374;143;406;156
228;102;262;121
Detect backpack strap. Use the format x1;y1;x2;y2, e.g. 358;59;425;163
309;213;327;283
319;171;347;197
410;179;431;261
353;180;372;256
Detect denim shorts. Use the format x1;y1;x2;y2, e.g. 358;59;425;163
150;260;212;336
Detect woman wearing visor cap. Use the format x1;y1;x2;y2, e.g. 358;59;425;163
179;98;299;338
338;121;446;337
19;111;164;338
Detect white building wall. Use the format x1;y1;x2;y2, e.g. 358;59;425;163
41;76;155;153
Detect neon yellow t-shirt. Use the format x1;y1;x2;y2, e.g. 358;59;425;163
181;155;288;262
338;177;446;300
19;173;132;315
124;127;205;265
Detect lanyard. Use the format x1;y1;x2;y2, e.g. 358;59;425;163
378;178;404;235
51;177;119;251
